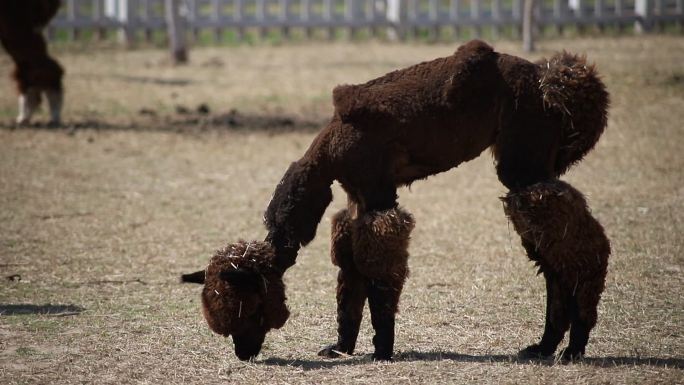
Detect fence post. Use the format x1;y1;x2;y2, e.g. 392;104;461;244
93;0;107;40
344;0;356;39
256;0;266;40
142;0;153;42
165;0;188;64
235;0;245;41
653;0;664;31
492;0;502;39
428;0;439;41
513;0;523;37
595;0;606;31
470;0;481;38
210;0;222;43
302;0;313;38
105;0;133;45
523;0;536;52
635;0;653;33
386;0;406;41
553;0;568;35
66;0;79;40
449;0;460;39
122;0;134;45
186;0;199;42
282;0;292;39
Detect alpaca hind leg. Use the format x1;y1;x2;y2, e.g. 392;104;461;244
519;271;570;358
561;280;603;361
352;206;414;360
319;209;368;358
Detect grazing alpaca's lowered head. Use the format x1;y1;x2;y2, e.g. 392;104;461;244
182;241;289;361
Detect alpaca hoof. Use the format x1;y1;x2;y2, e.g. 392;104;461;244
559;348;585;362
47;120;62;129
371;352;393;362
317;344;351;359
518;344;554;359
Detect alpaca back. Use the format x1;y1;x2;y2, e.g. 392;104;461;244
538;53;610;176
332;40;498;126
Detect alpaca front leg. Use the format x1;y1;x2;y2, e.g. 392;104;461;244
367;278;403;360
503;180;611;361
520;271;570;359
319;209;367;358
563;307;591;361
351;206;414;361
318;267;367;358
561;279;604;361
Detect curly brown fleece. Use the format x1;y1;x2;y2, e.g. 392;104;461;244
201;241;289;337
502;180;610;359
351;207;414;281
185;40;611;362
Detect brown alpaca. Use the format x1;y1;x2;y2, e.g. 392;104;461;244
182;40;610;362
0;0;64;126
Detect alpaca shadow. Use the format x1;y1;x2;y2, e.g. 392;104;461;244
0;110;323;133
396;350;684;369
0;304;85;316
261;350;684;371
76;73;194;87
110;74;193;87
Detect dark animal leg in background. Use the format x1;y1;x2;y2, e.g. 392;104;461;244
6;30;64;126
520;271;569;358
318;267;367;357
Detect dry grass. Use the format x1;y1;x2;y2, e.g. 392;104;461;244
1;36;683;384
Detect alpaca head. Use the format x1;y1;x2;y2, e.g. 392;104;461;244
181;241;289;361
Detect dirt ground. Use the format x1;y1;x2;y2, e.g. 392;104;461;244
0;36;682;384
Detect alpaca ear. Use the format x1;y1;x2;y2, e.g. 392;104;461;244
219;269;258;288
181;270;205;284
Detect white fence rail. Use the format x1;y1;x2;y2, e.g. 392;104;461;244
48;0;684;43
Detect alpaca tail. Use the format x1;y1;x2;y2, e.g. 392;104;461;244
538;52;610;176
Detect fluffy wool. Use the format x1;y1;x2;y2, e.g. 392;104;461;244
200;241;289;339
185;40;611;362
502;180;610;360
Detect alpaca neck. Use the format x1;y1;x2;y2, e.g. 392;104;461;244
264;158;334;271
